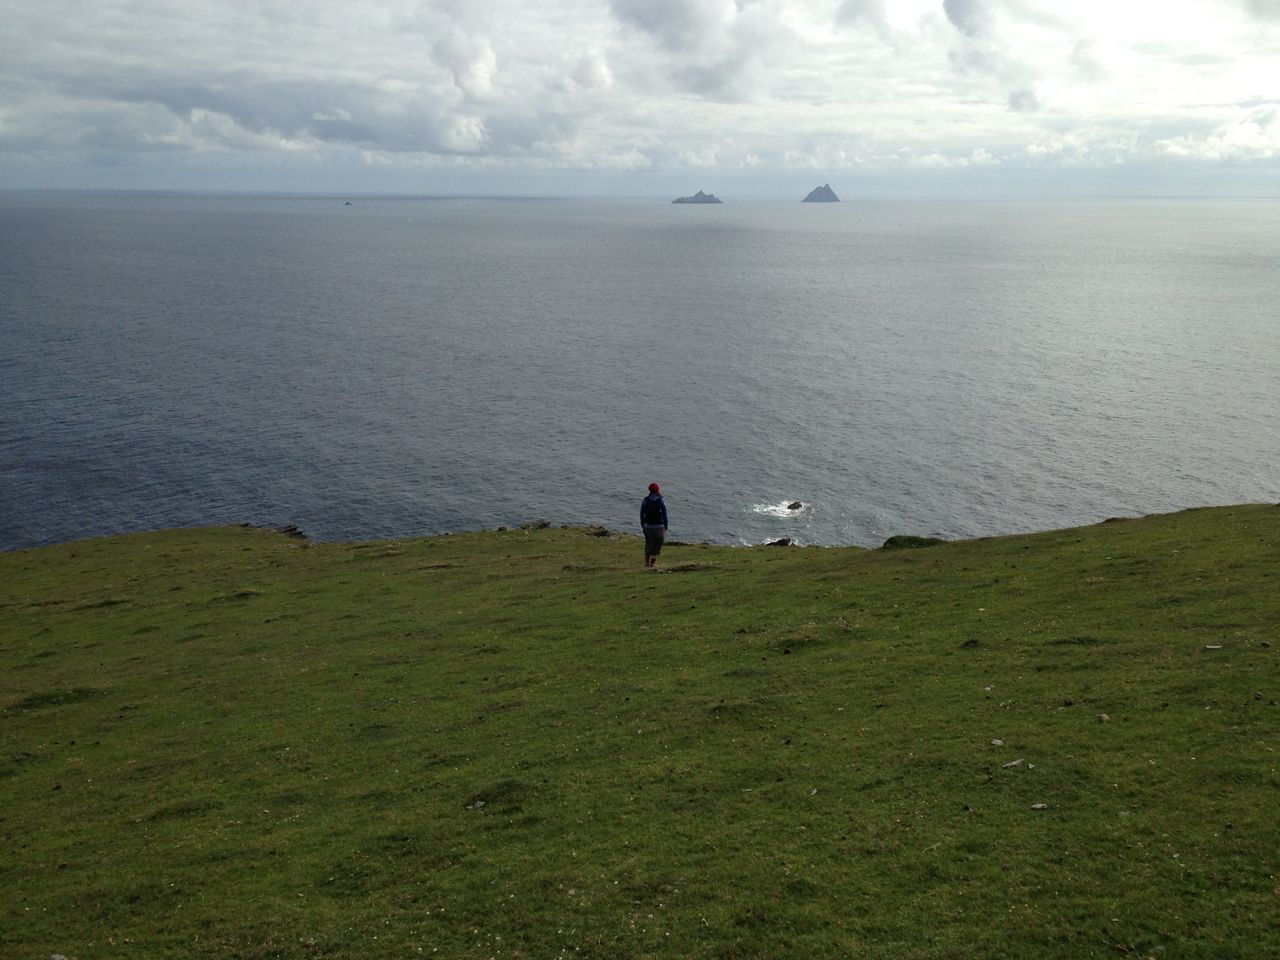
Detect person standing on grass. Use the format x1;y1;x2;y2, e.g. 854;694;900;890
641;482;668;568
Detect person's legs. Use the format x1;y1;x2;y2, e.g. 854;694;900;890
644;528;663;567
646;528;665;567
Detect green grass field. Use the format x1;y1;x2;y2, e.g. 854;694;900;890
2;506;1277;959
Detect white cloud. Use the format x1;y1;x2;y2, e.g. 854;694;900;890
0;0;1278;191
1023;131;1093;164
1157;103;1280;159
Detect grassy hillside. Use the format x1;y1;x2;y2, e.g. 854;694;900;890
2;506;1277;959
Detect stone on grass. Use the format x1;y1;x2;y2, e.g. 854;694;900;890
1030;803;1049;811
881;534;946;550
1002;758;1025;768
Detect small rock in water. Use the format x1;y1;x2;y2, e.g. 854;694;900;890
766;537;793;547
787;501;803;511
1030;803;1049;811
1002;758;1025;769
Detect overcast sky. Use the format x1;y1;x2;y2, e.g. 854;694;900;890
2;0;1278;195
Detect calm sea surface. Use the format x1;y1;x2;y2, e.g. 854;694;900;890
2;192;1277;551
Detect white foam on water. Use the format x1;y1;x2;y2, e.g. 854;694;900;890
751;500;810;518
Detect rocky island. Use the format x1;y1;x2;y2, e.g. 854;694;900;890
802;183;840;202
673;190;722;204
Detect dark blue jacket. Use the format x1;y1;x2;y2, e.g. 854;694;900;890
641;494;668;529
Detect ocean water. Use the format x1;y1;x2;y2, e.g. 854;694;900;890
2;191;1277;552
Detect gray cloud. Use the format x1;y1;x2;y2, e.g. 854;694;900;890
1069;40;1107;83
836;0;889;31
606;0;794;101
941;0;1051;116
608;0;729;54
1008;88;1039;112
1244;0;1280;17
943;0;988;36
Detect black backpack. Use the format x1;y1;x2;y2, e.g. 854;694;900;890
642;496;664;526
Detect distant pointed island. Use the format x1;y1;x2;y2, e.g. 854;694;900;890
673;190;722;204
802;183;840;202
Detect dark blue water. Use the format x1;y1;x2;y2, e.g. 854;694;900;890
2;191;1277;551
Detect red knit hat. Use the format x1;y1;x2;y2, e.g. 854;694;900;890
648;482;661;493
